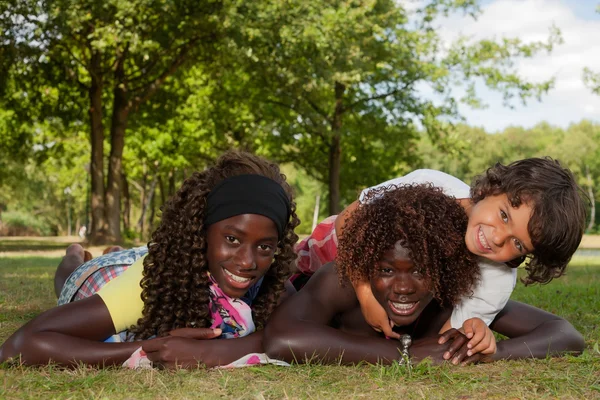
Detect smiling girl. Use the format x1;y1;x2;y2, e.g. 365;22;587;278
0;151;299;368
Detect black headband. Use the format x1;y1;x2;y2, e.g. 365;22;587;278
204;174;291;238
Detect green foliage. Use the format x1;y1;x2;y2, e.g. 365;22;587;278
0;211;52;236
0;0;589;231
584;67;600;96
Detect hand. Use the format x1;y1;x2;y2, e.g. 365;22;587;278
430;329;472;365
354;280;400;339
461;318;497;357
408;332;470;365
142;328;221;369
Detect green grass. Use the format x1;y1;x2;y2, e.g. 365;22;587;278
0;242;599;399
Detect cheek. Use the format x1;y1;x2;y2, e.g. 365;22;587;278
256;255;274;274
206;244;229;268
370;277;390;302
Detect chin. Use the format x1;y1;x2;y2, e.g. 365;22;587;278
389;314;420;328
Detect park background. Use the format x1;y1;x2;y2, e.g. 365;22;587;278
1;0;599;398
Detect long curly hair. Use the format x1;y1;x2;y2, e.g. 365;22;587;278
471;157;588;285
130;151;300;339
336;184;479;307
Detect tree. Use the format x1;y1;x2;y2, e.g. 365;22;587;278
1;0;224;243
220;0;561;214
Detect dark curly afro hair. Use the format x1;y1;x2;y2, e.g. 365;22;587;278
471;157;588;285
130;151;300;339
336;184;479;307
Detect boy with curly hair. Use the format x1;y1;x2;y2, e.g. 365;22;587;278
295;157;588;362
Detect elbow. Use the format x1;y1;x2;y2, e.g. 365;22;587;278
263;324;299;362
560;321;585;355
0;330;33;365
0;327;53;366
548;319;585;356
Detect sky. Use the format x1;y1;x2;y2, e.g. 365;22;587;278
420;0;600;132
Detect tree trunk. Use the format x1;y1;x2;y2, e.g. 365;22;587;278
104;56;129;244
149;184;157;235
122;171;131;232
88;51;107;244
137;172;158;238
158;172;166;206
168;168;176;197
136;164;148;235
328;81;346;215
586;164;595;232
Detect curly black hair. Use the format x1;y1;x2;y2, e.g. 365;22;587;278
471;157;588;285
336;184;479;307
130;151;300;339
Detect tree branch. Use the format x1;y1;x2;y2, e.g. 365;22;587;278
346;84;411;111
301;91;330;121
129;36;205;111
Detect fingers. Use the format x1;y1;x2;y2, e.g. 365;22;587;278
443;331;470;364
468;334;496;356
466;325;486;350
440;329;464;360
141;337;167;353
379;321;400;340
168;328;222;339
438;328;459;345
463;319;476;339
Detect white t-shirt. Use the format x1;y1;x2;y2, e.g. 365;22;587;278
359;169;517;328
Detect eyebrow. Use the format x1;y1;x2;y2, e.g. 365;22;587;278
222;225;278;242
504;206;532;253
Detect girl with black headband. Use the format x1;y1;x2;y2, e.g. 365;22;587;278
0;151;300;369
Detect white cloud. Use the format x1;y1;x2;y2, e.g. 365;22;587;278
428;0;600;131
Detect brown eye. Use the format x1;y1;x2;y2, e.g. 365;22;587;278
225;236;239;244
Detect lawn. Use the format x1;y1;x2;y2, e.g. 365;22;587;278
0;240;599;399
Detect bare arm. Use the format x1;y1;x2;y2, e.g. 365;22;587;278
489;300;584;360
0;295;140;367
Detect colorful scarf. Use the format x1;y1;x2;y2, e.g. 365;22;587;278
207;272;256;339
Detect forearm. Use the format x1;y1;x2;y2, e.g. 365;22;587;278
1;331;141;367
203;332;264;367
264;321;400;365
493;319;585;361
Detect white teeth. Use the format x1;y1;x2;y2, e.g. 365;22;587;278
224;269;251;283
478;228;491;250
391;302;416;310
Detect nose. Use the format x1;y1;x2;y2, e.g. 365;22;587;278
235;245;257;271
492;226;510;247
392;273;416;295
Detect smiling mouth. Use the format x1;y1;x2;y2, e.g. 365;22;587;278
223;268;253;285
389;301;419;316
477;227;491;251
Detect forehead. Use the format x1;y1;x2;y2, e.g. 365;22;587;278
391;241;410;260
381;241;413;264
208;214;277;236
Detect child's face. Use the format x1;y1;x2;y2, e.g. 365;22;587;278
370;242;434;327
465;194;534;263
206;214;278;298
